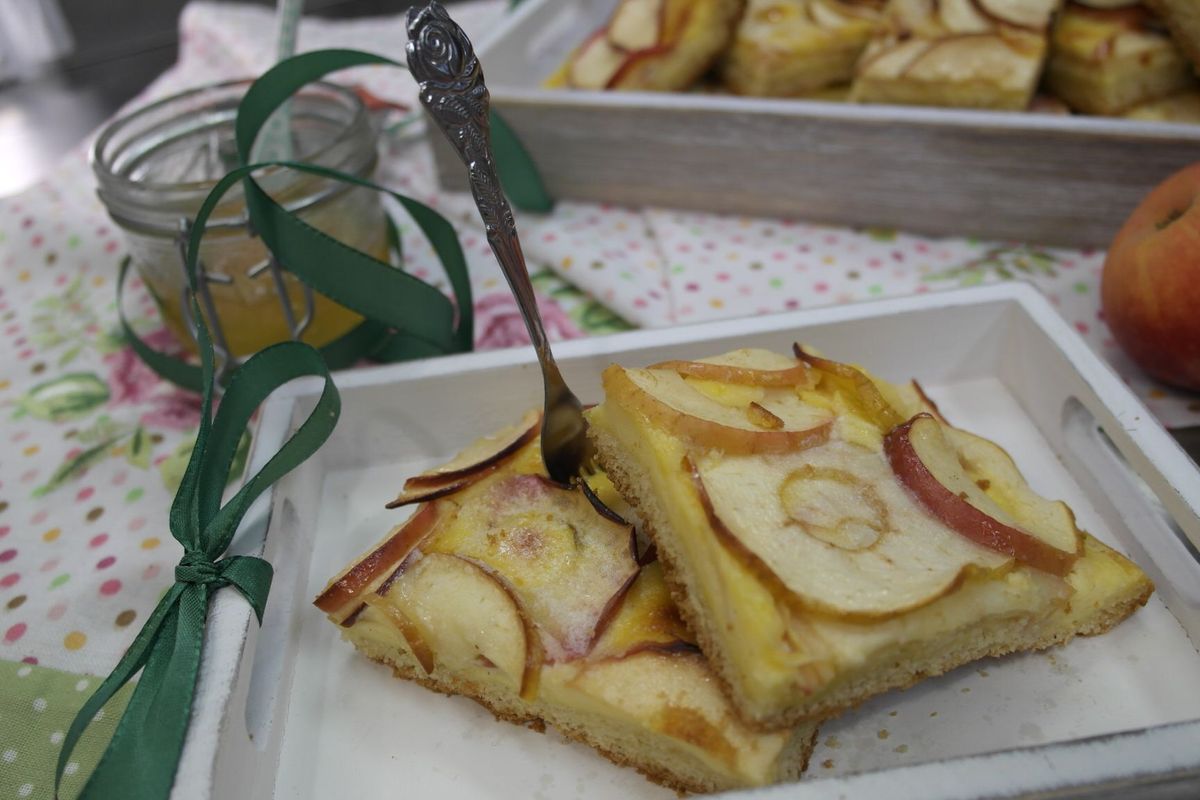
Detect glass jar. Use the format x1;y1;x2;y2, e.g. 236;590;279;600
92;79;387;359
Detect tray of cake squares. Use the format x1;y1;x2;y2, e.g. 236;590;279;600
427;0;1200;246
183;283;1200;798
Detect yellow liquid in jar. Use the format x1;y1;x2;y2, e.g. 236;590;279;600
129;183;388;359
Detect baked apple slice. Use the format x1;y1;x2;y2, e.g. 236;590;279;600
568;29;629;89
609;0;665;51
386;410;539;508
383;552;541;698
314;501;443;615
427;471;640;662
885;414;1079;575
603;350;834;456
689;434;1015;618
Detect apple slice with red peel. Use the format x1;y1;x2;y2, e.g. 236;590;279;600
405;410;539;488
427;471;640;662
975;0;1056;30
569;29;630;89
362;591;437;674
688;437;1012;618
386;411;539;508
608;0;664;51
386;473;482;509
604;42;676;89
603;359;833;456
793;344;904;430
940;424;1082;555
385;552;537;696
885;414;1078;575
911;379;949;423
314;501;443;614
649;358;815;388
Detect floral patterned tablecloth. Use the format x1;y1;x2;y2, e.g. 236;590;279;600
1;2;1196;797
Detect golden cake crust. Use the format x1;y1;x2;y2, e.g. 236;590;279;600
589;349;1155;730
320;433;817;792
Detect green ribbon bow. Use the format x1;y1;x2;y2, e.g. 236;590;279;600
54;102;344;800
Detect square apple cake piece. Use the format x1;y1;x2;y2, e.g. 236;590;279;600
850;0;1060;110
721;0;884;96
587;347;1154;729
1046;3;1197;115
315;411;817;794
1146;0;1200;71
545;0;746;91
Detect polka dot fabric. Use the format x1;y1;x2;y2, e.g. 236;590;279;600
0;660;133;800
0;0;1196;793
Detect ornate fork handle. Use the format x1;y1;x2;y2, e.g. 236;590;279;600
405;2;550;361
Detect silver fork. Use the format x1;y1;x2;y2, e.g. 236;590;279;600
406;1;593;484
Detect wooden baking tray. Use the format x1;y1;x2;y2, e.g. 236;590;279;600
426;0;1200;247
177;283;1200;798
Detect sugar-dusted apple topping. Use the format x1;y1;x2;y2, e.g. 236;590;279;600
429;472;640;662
603;357;833;456
404;410;539;488
884;414;1079;575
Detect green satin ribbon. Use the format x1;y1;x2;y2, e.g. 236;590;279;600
62;38;551;800
55;132;343;798
123;48;552;388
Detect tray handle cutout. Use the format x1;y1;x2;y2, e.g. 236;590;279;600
1061;397;1200;619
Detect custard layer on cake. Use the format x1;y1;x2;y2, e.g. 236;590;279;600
851;0;1059;110
722;0;884;96
588;348;1153;730
315;419;816;794
1046;3;1197;115
546;0;746;92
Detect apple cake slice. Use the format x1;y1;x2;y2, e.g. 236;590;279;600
850;0;1060;110
588;347;1154;730
545;0;746;92
1046;3;1197;115
721;0;884;96
1146;0;1200;71
314;411;817;793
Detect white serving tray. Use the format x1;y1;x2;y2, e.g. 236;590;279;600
427;0;1200;247
178;283;1200;799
